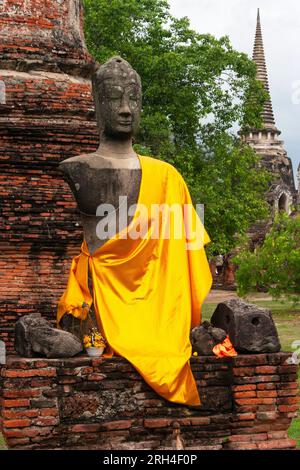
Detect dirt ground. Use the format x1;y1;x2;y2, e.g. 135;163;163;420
205;289;273;304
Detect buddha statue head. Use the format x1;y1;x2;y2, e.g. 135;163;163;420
92;56;142;141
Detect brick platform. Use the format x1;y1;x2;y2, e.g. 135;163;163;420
0;353;298;450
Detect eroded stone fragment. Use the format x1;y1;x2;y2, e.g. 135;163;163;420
190;321;227;356
15;313;83;358
0;340;6;364
211;298;281;353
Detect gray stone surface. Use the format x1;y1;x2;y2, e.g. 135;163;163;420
190;321;227;356
15;313;83;358
210;298;281;353
0;340;6;364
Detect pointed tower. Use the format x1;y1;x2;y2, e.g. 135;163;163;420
252;9;277;131
243;9;296;215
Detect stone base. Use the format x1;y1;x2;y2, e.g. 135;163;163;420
0;353;298;450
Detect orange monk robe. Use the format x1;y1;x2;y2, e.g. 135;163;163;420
213;336;237;358
57;155;212;406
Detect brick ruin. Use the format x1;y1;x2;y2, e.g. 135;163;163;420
0;0;299;451
0;354;298;450
0;0;99;351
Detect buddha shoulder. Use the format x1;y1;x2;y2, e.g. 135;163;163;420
59;153;114;176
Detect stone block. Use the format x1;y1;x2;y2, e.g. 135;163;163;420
211;299;281;353
14;313;83;358
190;321;227;356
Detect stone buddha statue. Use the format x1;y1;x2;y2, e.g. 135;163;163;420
59;56;142;335
57;56;212;406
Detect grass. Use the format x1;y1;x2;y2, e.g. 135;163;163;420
0;299;299;450
0;433;6;451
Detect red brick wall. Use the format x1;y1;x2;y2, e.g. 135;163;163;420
0;0;91;75
0;0;99;352
0;353;298;450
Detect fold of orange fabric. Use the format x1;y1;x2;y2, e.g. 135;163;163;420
212;336;237;357
57;154;212;406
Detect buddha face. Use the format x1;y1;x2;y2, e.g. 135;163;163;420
100;79;141;139
93;58;142;140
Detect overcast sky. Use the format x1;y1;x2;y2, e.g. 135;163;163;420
169;0;300;184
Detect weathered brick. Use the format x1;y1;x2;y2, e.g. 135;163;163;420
4;369;56;378
278;382;298;390
228;434;252;442
57;368;80;376
232;355;268;366
236;398;276;405
70;424;101;433
101;420;133;431
3;389;41;398
87;373;106;382
233;367;255;377
277;389;298;397
232;413;255;421
234;391;257;398
278;365;298;374
257;383;276;390
255;366;277;374
34;361;50;369
79;367;94;375
57;377;81;384
30;379;53;388
226;442;258;450
256;411;279;421
257;439;296;450
256;404;277;411
2;409;39;419
40;408;59;417
232;384;256;392
190;417;211;426
31;417;59;427
256;391;277;398
3;419;31;428
235;405;257;413
280;374;298;382
3;399;30;408
144;419;171;428
286;412;299;418
30;399;57;408
267;431;288;439
278;405;299;413
276;396;299;405
233;375;280;384
6;438;30;447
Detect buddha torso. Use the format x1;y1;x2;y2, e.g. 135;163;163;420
60;152;142;255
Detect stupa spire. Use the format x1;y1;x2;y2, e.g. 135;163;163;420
253;8;276;128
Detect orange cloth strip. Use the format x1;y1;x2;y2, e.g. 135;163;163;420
212;335;237;357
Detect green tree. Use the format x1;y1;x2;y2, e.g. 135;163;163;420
233;212;300;302
83;0;270;254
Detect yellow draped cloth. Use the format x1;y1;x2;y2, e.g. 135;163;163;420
57;155;212;406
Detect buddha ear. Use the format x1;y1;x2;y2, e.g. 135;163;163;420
91;60;101;75
91;61;104;139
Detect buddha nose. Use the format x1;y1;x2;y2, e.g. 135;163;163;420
119;96;132;117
